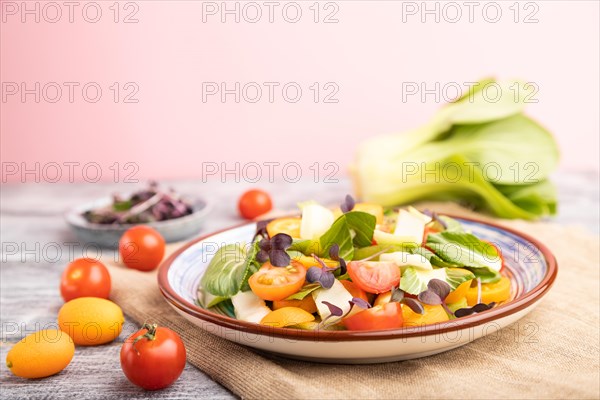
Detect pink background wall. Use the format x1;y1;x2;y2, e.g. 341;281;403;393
2;1;599;183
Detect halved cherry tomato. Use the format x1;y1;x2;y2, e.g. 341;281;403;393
248;261;306;301
444;279;473;304
260;307;315;328
466;276;511;306
272;296;317;314
343;302;403;331
266;217;301;238
340;280;369;302
346;261;400;294
402;304;449;327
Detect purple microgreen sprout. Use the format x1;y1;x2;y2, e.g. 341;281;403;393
328;244;347;275
305;254;340;289
349;297;371;311
257;233;292;267
83;182;194;224
305;266;335;289
417;279;453;315
254;219;272;239
453;278;496;318
454;302;496;318
319;301;344;328
390;286;424;314
340;194;355;213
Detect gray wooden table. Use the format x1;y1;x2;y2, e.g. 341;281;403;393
1;173;598;399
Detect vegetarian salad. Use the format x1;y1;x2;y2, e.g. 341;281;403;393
198;196;511;331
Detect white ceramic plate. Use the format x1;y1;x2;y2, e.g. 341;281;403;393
158;216;557;364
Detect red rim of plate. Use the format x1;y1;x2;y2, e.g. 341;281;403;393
157;215;558;341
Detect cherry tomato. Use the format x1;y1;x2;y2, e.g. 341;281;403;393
346;261;400;294
248;261;306;301
238;189;273;219
343;302;403;331
119;226;165;272
60;258;111;302
120;323;186;390
266;217;301;238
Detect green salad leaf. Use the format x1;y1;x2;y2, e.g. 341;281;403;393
400;266;475;295
290;211;376;260
411;247;461;269
285;283;321;300
426;231;502;271
466;266;502;284
344;211;377;247
318;216;354;259
200;240;260;298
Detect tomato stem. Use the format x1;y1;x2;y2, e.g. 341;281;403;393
132;323;158;354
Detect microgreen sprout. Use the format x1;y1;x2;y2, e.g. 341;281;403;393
319;298;372;328
319;301;344;327
83;182;193;224
328;244;347;275
340;194;355;213
305;253;340;288
390;286;424;314
453;278;496;318
349;297;371;311
256;233;292;267
417;279;453;314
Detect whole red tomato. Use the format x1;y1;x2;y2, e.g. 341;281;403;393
119;226;165;271
120;323;186;390
60;258;111;301
238;189;272;219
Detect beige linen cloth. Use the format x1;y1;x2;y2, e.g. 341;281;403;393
103;202;600;399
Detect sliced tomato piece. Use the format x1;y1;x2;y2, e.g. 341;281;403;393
346;261;400;294
260;307;315;328
466;276;511;306
422;224;442;244
272;296;317;314
373;291;392;307
266;217;302;239
402;304;449;327
294;255;338;269
340;280;369;302
248;261;306;301
444;279;473;304
343;302;403;331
